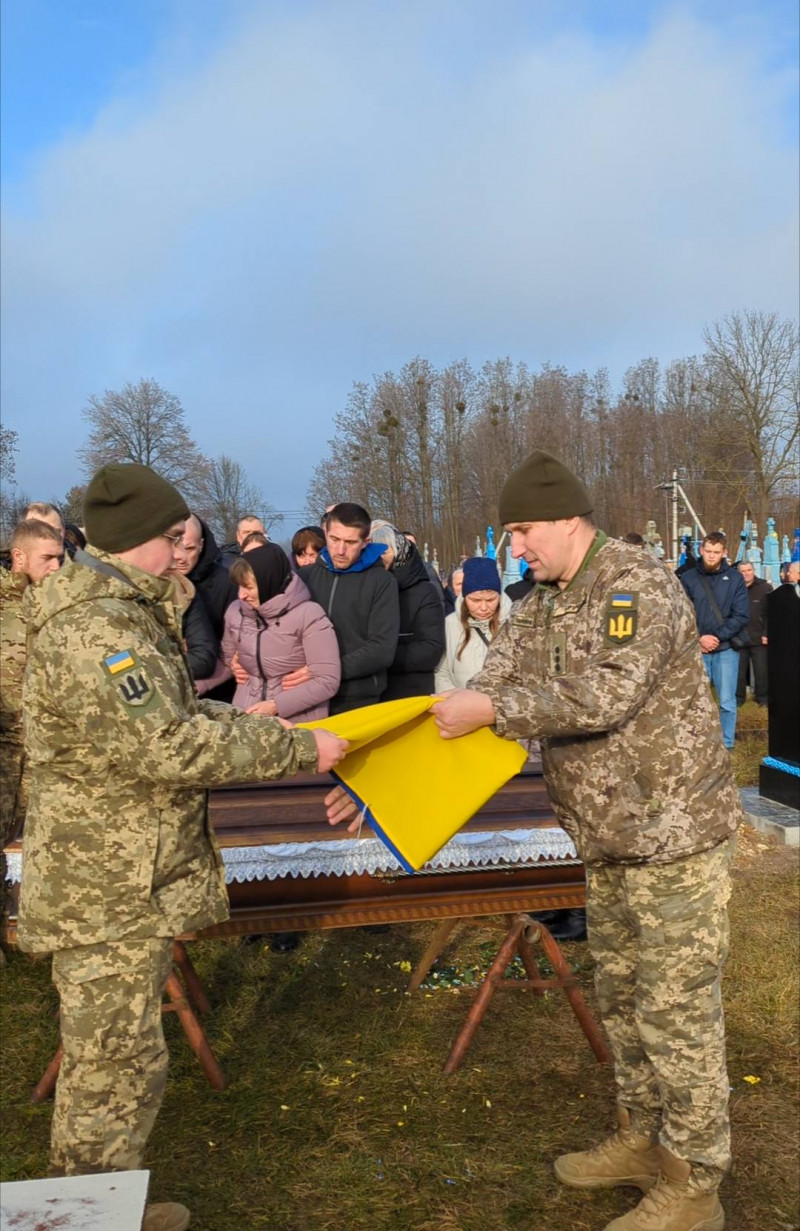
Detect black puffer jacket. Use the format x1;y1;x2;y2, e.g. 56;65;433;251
382;546;446;700
188;520;238;640
301;546;400;714
505;567;534;602
183;593;219;680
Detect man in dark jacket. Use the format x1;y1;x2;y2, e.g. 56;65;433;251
174;515;238;638
301;503;400;715
680;531;749;749
735;561;771;706
173;515;239;701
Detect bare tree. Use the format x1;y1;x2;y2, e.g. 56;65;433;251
0;427;18;484
197;455;282;545
0;428;21;546
62;485;88;525
78;379;209;504
307;318;799;562
703;312;800;527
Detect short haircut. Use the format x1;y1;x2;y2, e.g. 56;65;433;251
292;526;325;556
23;501;62;524
327;502;371;537
237;514;263;529
11;519;64;552
623;532;645;546
702;531;727;547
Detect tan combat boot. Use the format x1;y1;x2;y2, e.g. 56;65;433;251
554;1107;662;1192
603;1147;724;1230
142;1203;191;1231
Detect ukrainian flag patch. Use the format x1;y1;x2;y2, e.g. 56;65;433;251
103;650;136;675
604;591;639;645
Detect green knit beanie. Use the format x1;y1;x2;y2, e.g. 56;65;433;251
498;450;593;524
83;463;190;553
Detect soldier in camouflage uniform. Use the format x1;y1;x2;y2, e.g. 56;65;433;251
0;521;64;919
18;464;348;1231
432;451;739;1231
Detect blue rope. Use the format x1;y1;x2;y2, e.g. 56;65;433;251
762;756;800;779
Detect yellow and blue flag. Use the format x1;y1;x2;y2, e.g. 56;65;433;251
300;697;526;873
103;650;135;675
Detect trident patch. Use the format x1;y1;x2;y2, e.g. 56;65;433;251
604;592;639;645
101;649;158;712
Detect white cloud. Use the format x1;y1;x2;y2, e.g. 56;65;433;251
2;0;797;503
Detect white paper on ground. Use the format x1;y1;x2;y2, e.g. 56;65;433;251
0;1169;150;1230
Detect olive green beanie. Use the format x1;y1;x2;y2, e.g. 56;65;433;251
83;463;190;553
498;450;593;525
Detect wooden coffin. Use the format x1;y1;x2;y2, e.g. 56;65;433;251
196;763;584;936
2;765;584;943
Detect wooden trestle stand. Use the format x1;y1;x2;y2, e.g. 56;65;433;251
6;765;610;1099
28;941;225;1104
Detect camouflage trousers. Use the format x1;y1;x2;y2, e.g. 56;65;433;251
586;838;734;1189
50;937;173;1175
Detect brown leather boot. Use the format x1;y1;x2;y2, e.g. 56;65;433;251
142;1203;191;1231
603;1147;724;1230
554;1107;662;1192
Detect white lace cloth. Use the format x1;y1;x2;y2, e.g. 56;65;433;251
4;828;578;886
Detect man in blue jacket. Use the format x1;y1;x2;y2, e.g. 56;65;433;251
680;531;749;749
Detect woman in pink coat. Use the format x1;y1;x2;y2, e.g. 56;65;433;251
223;543;340;721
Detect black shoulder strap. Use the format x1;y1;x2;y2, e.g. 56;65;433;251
697;572;726;625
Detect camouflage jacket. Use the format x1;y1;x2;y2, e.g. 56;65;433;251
18;546;320;952
0;568;29;842
470;534;741;866
0;567;28;748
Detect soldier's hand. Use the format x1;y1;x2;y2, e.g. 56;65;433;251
312;729;350;773
231;653;249;685
431;689;496;739
324;784;361;830
282;665;312;690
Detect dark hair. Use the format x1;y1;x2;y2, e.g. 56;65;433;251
622;532;645;546
292;526;325;558
327;502;371;537
63;522;87;558
702;531;727;547
241;531;269;551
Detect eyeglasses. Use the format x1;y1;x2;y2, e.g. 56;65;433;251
161;531;185;547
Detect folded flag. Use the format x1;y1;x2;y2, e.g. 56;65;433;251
299;696;527;873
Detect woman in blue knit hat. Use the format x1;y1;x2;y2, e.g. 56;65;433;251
434;556;511;691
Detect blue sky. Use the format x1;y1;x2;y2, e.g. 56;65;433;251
2;0;798;521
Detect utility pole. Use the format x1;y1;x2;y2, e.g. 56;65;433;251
656;470;706;564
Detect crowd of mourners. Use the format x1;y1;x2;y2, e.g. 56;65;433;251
4;498;797;759
3;471;798;1231
38;500;520;721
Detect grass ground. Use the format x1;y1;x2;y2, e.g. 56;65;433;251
2;708;794;1229
731;698;770;789
1;816;797;1231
